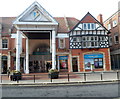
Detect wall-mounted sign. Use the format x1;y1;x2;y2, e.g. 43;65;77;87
59;56;68;60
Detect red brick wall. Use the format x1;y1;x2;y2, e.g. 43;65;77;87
71;48;111;72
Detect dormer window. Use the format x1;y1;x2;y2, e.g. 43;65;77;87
83;23;95;30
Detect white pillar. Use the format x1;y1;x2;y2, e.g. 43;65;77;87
52;30;56;69
8;52;11;69
23;57;26;73
57;56;60;71
25;38;29;74
16;30;21;71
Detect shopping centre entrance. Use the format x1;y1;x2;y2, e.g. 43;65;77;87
24;31;52;73
13;1;58;74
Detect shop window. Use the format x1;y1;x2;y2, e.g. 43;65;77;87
84;53;103;70
59;56;68;69
2;39;8;49
59;38;65;49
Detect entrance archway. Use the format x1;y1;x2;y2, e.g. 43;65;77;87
29;43;52;73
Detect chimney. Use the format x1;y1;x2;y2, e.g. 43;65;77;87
97;14;103;25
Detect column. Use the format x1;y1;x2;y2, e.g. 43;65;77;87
23;57;26;73
16;30;21;71
8;52;11;69
52;30;56;69
25;38;29;74
57;56;60;71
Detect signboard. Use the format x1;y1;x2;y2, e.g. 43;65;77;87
59;56;68;60
33;52;50;55
84;54;103;59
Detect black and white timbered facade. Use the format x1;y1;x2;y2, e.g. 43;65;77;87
69;12;110;49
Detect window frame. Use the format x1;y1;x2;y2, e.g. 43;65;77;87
83;23;95;30
112;20;117;27
82;36;99;48
2;39;8;49
114;34;119;44
59;38;65;49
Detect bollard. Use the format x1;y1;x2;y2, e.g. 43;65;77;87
117;72;119;80
68;74;70;82
84;73;86;81
50;74;52;82
17;75;19;83
34;75;35;83
101;73;103;80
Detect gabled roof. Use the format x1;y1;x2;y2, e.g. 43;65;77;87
13;1;58;25
54;17;79;33
0;17;16;35
80;12;97;23
71;12;109;33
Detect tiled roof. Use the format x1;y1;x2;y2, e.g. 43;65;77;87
54;17;79;33
0;17;79;34
0;17;16;35
80;12;97;23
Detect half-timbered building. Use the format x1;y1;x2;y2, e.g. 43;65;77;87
69;12;111;72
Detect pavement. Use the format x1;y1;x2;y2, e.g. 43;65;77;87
0;70;120;85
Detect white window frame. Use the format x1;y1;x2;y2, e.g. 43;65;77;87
83;23;95;30
82;36;98;48
112;20;117;27
2;39;8;49
59;38;65;49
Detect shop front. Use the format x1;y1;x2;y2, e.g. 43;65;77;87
84;53;104;71
58;56;68;72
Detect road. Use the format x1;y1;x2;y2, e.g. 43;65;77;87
1;82;120;98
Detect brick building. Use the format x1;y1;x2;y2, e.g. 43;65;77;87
0;1;111;74
104;1;120;70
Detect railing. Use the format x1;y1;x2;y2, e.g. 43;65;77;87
0;71;120;84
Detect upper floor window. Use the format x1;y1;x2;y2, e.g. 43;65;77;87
83;23;95;30
2;39;8;49
82;36;99;48
73;37;81;42
112;20;117;27
107;24;111;30
114;33;119;44
59;38;65;49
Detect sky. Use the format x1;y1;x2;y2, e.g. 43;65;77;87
0;0;119;21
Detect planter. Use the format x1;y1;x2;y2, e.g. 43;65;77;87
10;71;22;81
48;72;59;79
